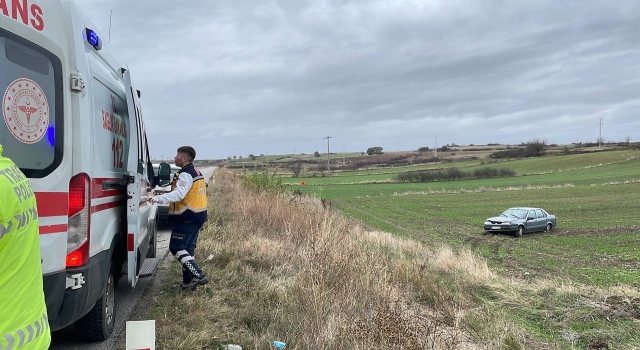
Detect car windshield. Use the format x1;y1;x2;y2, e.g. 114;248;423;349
499;209;528;219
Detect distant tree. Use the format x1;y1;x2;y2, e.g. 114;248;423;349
249;154;256;160
418;146;430;153
287;160;303;178
360;152;365;156
366;147;383;155
227;156;232;160
233;155;237;159
314;151;321;157
238;155;243;159
438;145;450;152
525;138;547;157
260;154;265;157
626;135;631;145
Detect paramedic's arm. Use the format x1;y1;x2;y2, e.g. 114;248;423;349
154;172;193;204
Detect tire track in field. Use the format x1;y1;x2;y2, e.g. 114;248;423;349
332;199;430;244
333;199;486;251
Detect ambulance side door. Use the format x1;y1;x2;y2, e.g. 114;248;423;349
123;69;154;287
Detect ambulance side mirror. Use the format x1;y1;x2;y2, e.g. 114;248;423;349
158;163;171;186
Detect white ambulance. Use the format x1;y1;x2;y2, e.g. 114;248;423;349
0;0;168;341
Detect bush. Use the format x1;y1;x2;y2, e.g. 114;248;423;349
242;168;284;194
366;147;384;155
490;139;547;159
396;167;516;182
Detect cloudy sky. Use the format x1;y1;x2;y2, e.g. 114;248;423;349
74;0;640;160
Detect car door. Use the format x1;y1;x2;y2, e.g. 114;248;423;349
535;209;546;231
525;210;538;232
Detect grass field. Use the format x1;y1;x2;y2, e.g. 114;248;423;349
284;149;640;347
145;150;640;349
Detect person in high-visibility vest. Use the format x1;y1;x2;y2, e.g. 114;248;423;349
0;144;51;349
150;146;209;290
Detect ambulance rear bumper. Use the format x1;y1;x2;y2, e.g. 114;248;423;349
43;248;111;331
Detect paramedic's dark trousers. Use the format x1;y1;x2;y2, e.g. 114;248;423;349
169;222;204;283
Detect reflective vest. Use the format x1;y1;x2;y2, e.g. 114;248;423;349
168;163;207;223
0;145;51;349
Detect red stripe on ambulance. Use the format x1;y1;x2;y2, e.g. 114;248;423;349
39;224;67;235
35;192;68;217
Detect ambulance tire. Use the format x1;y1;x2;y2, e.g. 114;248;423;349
75;263;117;341
147;215;158;258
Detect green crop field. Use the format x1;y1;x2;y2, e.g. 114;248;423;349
288;150;640;287
284;149;640;347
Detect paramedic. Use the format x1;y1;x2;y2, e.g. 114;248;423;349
0;144;51;349
150;146;209;290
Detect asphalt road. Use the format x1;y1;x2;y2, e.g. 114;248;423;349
49;224;171;350
50;167;215;349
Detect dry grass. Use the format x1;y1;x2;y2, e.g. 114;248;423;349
148;169;567;349
389;184;575;197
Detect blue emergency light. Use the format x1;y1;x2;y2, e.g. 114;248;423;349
85;28;102;51
46;125;55;148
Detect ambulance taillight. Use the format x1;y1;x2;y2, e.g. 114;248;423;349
66;173;90;267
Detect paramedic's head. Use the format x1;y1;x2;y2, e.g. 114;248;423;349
175;146;196;167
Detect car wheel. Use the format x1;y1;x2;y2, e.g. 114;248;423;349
546;223;552;232
516;226;524;237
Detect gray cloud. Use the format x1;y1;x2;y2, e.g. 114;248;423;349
75;0;640;159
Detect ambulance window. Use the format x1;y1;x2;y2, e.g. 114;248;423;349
0;29;63;178
5;41;50;75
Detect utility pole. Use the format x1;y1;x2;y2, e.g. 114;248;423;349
324;136;332;176
434;136;438;158
343;148;345;166
598;118;603;149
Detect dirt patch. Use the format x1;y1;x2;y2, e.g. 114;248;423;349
604;296;640;320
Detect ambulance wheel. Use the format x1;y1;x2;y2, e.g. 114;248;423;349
75;265;117;341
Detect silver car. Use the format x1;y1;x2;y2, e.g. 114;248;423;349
484;207;557;237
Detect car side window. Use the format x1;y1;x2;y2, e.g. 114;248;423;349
528;210;536;219
535;209;544;219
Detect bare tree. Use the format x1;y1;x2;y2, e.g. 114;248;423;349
287;160;303;178
525;138;548;157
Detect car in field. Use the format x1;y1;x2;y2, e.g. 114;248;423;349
152;163;181;222
484;207;557;237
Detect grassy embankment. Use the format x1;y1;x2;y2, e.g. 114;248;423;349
145;150;640;349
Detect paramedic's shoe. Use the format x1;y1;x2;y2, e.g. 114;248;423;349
182;275;210;290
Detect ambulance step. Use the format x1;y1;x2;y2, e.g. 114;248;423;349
139;257;162;278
